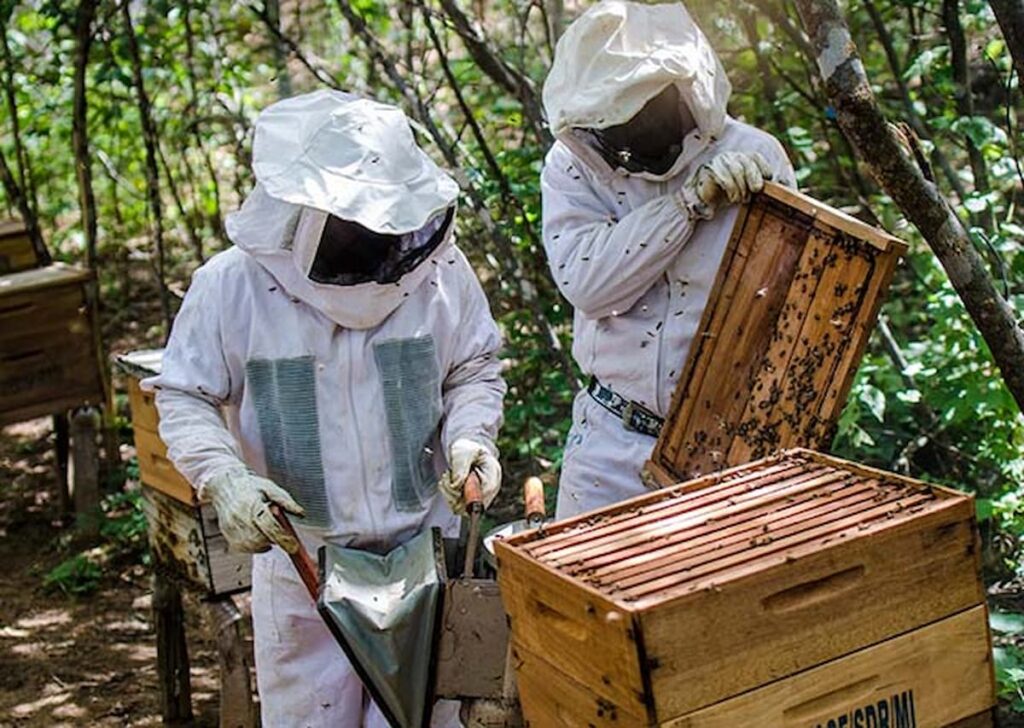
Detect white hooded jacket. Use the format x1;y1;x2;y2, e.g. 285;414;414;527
144;93;506;550
543;1;795;517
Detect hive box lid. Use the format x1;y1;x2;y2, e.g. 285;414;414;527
0;262;92;298
115;348;165;379
647;183;906;484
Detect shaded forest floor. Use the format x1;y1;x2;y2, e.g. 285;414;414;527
0;418;221;727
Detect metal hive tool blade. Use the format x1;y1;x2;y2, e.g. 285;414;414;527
317;528;447;728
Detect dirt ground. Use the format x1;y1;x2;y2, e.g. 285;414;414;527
0;418;223;727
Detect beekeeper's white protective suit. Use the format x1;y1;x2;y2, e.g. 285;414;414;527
543;1;796;519
144;91;505;727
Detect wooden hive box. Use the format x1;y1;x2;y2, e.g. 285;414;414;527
495;450;994;726
118;350;251;596
0;219;41;274
647;183;907;485
0;263;106;426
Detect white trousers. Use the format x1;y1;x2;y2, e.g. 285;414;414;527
556;389;657;520
251;548;461;727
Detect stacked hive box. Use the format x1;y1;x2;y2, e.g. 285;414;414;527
496;450;994;727
0;219;40;274
0;263;106;425
119;350;250;596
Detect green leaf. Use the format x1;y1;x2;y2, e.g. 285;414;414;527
861;384;886;422
986;38;1006;62
991;611;1024;635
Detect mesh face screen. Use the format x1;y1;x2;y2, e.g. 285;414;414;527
309;208;454;286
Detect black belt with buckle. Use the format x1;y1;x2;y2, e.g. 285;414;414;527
586;376;665;438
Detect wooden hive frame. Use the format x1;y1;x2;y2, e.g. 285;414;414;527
647;183;908;485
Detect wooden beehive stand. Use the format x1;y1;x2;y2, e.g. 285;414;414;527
0;220;108;528
494;187;995;726
116;349;256;728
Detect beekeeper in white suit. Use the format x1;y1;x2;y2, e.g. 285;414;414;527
543;1;796;519
143;90;504;727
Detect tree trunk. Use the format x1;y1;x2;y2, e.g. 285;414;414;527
0;148;47;262
72;0;99;271
0;27;48;263
265;0;292;99
943;0;992;206
861;0;970;207
990;0;1024;84
153;572;194;725
435;0;550;145
70;407;101;537
207;598;256;728
121;1;172;337
792;0;1024;414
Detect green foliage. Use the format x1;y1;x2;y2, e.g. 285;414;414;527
42;490;149;597
993;610;1024;711
98;490;148;550
42;553;103;596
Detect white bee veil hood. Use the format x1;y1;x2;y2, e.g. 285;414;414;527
543;1;731;148
225;90;460;330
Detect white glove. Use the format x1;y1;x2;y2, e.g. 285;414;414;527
438;438;501;515
680;151;773;219
201;469;306;554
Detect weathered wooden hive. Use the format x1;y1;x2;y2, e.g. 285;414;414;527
0;263;106;425
647;183;907;485
0;219;40;274
496;450;994;727
118;349;250;596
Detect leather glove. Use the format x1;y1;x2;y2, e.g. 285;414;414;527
438;438;502;515
680;151;773;219
200;469;306;554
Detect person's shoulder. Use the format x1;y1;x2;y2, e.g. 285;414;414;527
193;247;262;280
719;118;786;156
719;118;795;183
185;248;271;302
543;139;590;176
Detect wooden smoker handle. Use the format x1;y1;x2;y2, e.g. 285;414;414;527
270;504;320;602
524;476;545;526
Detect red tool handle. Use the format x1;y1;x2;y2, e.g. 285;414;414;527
524;476;545;525
270;504;320;602
462;472;484;579
463;471;484;513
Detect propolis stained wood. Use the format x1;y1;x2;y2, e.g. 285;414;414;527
495;450;987;725
647;183;907;484
119;350;251;597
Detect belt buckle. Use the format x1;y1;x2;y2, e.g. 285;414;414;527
622;401;637;432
